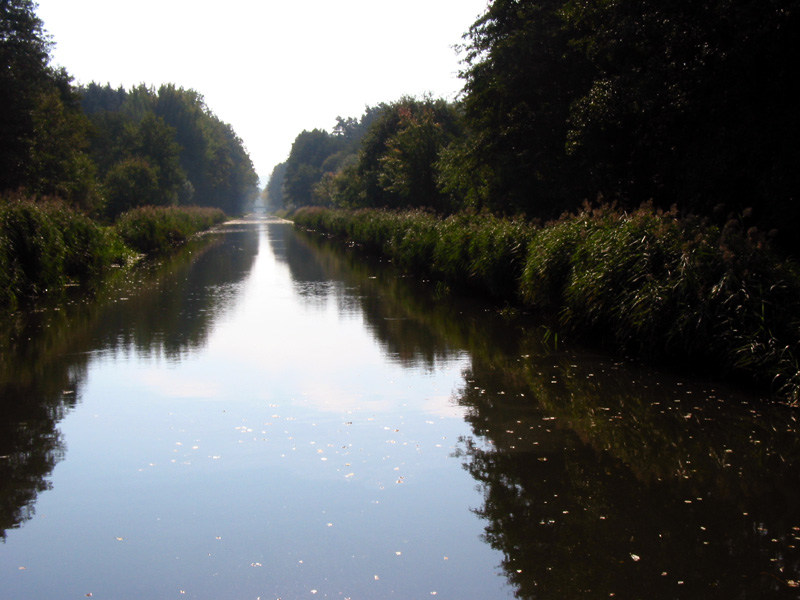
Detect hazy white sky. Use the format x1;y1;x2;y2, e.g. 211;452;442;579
35;0;489;185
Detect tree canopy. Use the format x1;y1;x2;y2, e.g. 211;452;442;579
272;0;800;251
1;2;258;218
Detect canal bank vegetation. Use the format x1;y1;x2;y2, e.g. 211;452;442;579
0;195;227;311
1;1;257;310
293;204;800;404
115;205;226;254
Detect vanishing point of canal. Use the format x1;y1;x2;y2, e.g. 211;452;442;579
1;215;799;599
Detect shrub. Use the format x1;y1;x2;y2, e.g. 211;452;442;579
115;205;226;254
0;194;129;310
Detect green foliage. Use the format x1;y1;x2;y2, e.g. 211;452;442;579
1;1;99;208
0;194;129;310
293;207;533;300
114;205;226;255
80;83;258;216
281;107;380;210
454;0;800;245
457;0;592;216
103;157;162;218
294;205;800;403
521;203;800;400
0;0;52;191
562;0;800;226
353;96;462;212
263;161;287;210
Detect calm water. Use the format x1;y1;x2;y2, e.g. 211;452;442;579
1;215;799;599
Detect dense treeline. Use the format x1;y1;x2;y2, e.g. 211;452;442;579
272;0;800;253
81;83;259;217
1;1;258;220
0;1;258;309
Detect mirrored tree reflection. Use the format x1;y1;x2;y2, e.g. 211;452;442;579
0;226;260;539
293;226;800;598
456;351;800;599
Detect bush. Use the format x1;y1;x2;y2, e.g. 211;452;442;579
0;194;129;310
115;205;226;254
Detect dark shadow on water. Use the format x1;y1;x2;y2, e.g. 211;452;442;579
289;223;800;599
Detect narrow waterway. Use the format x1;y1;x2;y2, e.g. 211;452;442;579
1;215;799;599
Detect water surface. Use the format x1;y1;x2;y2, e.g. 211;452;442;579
1;215;798;599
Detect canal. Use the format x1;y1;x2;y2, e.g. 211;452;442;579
1;215;799;599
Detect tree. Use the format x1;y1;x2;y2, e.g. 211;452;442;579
283;129;345;207
354;96;461;211
0;0;52;191
564;0;800;235
81;83;258;216
457;0;593;217
103;157;161;217
26;81;100;212
263;161;287;210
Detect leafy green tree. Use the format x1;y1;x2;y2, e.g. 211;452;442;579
377;102;460;210
26;82;100;211
131;112;185;206
354;96;461;211
103;157;161;217
283;129;345;207
80;82;127;115
0;0;52;191
457;0;592;217
564;0;800;234
81;83;257;216
1;0;99;208
263;161;287;210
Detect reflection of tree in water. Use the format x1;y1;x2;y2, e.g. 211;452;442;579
456;351;800;599
281;223;800;598
0;224;260;539
279;226;471;370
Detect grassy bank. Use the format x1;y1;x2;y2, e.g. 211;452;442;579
0;195;129;310
1;196;227;311
115;205;226;254
293;205;800;403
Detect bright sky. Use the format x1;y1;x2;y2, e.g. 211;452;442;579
35;0;489;186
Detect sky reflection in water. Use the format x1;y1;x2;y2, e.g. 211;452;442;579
0;217;507;599
1;216;799;599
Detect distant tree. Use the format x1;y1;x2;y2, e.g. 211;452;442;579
103;157;161;217
264;161;287;210
80;82;127;115
81;83;258;216
354;96;461;211
283;129;345;207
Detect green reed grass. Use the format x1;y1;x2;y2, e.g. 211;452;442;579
115;205;226;255
1;193;130;310
293;204;800;403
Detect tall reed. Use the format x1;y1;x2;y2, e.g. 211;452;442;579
0;194;129;310
115;205;226;254
293;205;800;403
